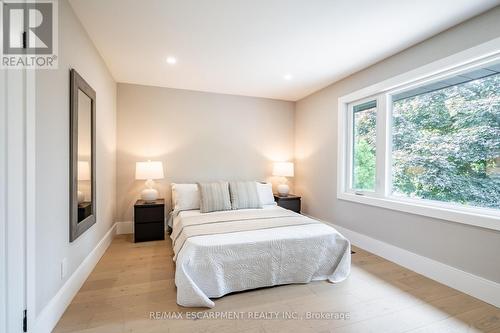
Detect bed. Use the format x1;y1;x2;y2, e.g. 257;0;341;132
171;204;351;308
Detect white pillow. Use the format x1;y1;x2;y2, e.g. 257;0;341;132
256;182;275;205
171;183;200;211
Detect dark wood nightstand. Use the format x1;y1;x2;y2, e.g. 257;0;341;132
77;202;92;222
134;199;165;243
274;194;301;213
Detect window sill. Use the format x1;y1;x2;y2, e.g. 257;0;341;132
337;192;500;231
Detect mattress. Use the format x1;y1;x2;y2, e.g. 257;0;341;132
171;205;351;308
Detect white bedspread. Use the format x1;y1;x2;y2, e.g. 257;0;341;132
171;206;351;308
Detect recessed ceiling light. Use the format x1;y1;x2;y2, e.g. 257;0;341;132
166;56;177;65
284;74;293;80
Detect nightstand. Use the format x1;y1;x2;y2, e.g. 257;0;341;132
77;202;92;222
274;194;301;213
134;199;165;243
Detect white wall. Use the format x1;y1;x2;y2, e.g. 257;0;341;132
295;7;500;282
35;0;116;316
116;83;295;222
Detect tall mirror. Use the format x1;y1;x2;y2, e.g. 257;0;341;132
70;69;96;242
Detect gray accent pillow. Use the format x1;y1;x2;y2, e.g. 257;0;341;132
229;181;263;210
198;181;232;213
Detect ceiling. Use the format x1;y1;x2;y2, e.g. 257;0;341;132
69;0;499;101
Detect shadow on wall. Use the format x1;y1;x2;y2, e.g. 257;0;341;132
293;118;334;217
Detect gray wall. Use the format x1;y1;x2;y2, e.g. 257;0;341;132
35;0;117;315
116;83;295;222
294;7;500;282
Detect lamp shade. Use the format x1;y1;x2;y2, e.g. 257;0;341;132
272;162;294;177
77;161;91;181
135;161;164;180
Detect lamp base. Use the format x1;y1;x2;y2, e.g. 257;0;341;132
141;188;159;202
277;184;290;197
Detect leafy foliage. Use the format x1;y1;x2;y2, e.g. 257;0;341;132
392;73;500;209
354;139;376;190
353;73;500;209
354;108;376;190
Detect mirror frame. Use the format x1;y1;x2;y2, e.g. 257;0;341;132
70;69;96;242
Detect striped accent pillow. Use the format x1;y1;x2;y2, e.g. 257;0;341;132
198;181;232;213
229;181;263;210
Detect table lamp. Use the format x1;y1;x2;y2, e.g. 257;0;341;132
273;162;294;196
135;160;164;202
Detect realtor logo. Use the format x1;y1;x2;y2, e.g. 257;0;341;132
1;0;58;68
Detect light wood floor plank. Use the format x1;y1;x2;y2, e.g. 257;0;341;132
53;235;500;333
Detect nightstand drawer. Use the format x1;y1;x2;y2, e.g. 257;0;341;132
134;199;165;243
274;195;301;213
134;221;165;242
277;199;300;213
134;205;164;223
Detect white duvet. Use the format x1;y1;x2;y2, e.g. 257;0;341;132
171;206;351;308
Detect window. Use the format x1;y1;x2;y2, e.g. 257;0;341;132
338;50;500;230
351;100;377;191
392;69;500;210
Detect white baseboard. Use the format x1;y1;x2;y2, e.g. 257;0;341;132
32;223;117;333
116;221;133;234
311;216;500;308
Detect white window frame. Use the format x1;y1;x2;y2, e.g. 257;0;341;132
346;96;379;194
337;38;500;231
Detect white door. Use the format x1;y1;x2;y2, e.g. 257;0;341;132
0;67;29;333
1;1;37;331
0;58;8;333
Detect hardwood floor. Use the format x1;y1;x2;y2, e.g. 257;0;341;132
53;234;500;333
